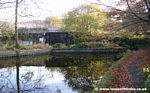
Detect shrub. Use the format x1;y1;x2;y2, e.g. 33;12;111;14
87;42;105;48
5;44;16;50
27;44;52;49
69;41;119;49
96;42;105;47
69;42;100;48
113;36;150;50
53;43;67;48
70;42;88;48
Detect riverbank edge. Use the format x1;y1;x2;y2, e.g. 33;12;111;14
0;47;126;59
0;49;51;58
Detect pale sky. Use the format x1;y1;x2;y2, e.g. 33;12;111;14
0;0;119;22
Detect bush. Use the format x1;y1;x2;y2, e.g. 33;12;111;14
0;42;52;50
113;36;150;50
70;43;88;48
19;43;27;50
53;43;67;48
18;43;52;50
27;44;52;49
114;52;125;60
69;41;120;49
86;42;105;48
6;45;16;50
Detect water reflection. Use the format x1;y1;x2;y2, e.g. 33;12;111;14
62;61;110;92
0;55;113;93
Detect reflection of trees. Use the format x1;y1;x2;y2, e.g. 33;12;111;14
45;56;112;92
0;58;47;93
0;55;49;68
59;58;111;92
20;72;46;92
0;67;16;92
16;61;20;93
17;61;46;93
0;55;113;92
45;56;113;67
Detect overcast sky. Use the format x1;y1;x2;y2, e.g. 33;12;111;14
0;0;118;22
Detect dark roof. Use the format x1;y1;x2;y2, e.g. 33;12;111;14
46;32;68;34
18;27;60;34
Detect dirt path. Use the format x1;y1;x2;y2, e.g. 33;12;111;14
101;48;150;93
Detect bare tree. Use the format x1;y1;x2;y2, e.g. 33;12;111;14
0;0;15;9
125;0;150;23
88;0;150;33
15;0;19;48
0;0;40;48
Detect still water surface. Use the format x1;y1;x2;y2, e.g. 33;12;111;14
0;55;114;93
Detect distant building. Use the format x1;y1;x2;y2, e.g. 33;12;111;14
18;27;72;45
18;27;59;45
18;20;72;45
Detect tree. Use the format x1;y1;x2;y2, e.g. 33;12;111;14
0;1;16;43
0;0;25;48
61;4;107;36
0;0;15;9
1;0;25;48
122;0;150;34
0;21;14;40
122;0;150;23
93;0;150;33
15;0;19;48
14;0;27;48
44;16;62;28
0;0;40;48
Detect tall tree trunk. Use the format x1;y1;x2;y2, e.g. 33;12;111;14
15;0;19;48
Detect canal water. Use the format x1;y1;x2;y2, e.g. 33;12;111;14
0;55;114;93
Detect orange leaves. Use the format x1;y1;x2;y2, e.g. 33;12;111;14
102;48;150;93
137;49;150;68
111;58;133;88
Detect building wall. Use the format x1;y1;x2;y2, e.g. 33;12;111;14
45;32;72;45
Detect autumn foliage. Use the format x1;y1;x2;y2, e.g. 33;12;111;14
100;48;150;93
